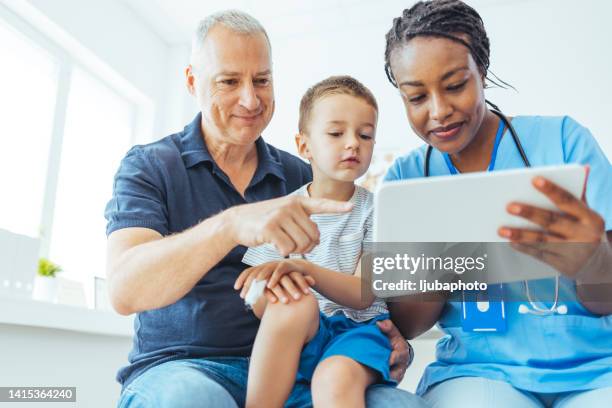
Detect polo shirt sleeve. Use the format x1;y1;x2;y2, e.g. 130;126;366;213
105;147;169;236
561;116;612;230
242;243;284;266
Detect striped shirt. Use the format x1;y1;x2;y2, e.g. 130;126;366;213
242;183;388;322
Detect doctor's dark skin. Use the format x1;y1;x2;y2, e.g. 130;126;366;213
387;36;611;333
390;36;501;173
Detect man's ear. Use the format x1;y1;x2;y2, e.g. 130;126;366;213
295;132;311;160
186;65;196;96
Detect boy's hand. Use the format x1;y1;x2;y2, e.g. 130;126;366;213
235;260;316;304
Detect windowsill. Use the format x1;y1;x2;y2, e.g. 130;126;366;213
0;295;442;340
0;295;133;337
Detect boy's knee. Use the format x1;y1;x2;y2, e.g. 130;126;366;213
264;293;319;326
312;356;367;398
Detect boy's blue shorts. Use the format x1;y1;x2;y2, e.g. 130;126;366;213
295;312;396;385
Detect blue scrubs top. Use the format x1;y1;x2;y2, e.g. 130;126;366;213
384;116;612;395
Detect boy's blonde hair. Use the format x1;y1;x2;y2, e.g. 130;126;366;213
298;75;378;134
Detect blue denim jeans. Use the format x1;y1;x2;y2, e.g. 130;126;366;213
117;357;428;407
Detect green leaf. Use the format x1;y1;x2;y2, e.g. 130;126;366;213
38;258;62;278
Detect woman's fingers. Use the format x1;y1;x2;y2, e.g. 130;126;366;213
499;177;606;277
505;202;577;238
498;227;565;243
531;177;594;222
501;177;605;244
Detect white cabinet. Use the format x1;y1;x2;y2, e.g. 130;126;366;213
0;228;40;298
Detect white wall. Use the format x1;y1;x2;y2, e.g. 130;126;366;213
10;0;610;156
477;0;612;157
2;0;183;140
163;44;196;133
170;0;612;160
0;323;131;408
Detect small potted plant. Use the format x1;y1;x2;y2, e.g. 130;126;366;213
32;258;62;302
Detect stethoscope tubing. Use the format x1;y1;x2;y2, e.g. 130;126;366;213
424;102;530;176
422;102;563;315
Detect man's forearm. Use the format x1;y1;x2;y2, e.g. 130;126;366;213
108;211;236;315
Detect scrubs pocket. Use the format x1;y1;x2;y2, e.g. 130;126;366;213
435;326;497;364
539;314;612;363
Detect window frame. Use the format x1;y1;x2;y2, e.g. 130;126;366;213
0;3;153;263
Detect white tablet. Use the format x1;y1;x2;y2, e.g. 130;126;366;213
373;165;587;284
374;164;586;242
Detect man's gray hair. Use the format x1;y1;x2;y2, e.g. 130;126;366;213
191;9;270;59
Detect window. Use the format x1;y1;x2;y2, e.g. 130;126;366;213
0;8;147;305
48;68;134;282
0;21;58;238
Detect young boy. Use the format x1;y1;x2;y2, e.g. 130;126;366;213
235;76;395;408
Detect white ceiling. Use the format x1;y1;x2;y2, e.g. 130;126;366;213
120;0;369;45
120;0;522;46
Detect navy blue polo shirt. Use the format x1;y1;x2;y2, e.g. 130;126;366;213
104;113;312;389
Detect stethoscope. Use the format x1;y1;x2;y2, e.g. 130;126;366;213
424;101;567;316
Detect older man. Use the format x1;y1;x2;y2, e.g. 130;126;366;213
107;10;426;408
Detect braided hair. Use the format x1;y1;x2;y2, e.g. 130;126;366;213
384;0;510;92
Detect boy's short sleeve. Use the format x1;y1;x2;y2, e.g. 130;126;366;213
104;147;169;236
242;243;284;267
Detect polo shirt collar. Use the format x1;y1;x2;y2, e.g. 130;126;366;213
180;113;285;182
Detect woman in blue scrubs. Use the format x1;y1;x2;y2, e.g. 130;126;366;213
382;1;612;407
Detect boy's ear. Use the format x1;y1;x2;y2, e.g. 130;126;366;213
295;132;312;160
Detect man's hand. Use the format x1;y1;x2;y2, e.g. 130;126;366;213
226;195;352;256
377;319;412;383
235;260;315;304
